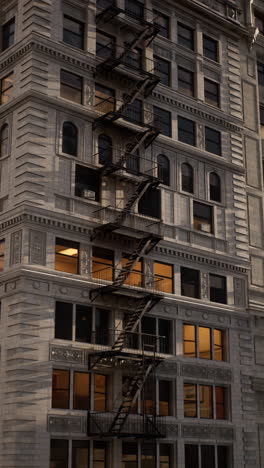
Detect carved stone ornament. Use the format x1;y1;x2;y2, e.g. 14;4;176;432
197;124;204;149
181;363;232;382
234;278;245;307
48;415;85;433
29;230;46;265
10;230;22;265
50;346;85;364
158;360;178;375
166;423;179;437
181;423;234;440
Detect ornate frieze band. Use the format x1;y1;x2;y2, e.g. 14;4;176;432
48;415;85;433
181;363;232;382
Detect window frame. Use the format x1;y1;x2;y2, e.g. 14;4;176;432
204;78;220;108
193;200;214;234
157;153;170;186
178;22;194;50
184;383;228;420
209;172;221;203
181;266;200;299
205;126;221;156
153;9;170;39
209;273;227;304
183;323;226;361
2;17;15;51
0;72;14;105
181;162;194;194
55;237;80;274
60;69;83;104
153;105;171;137
203;35;218;62
62;121;78;156
154;55;171;87
185;444;231;468
63;14;85;50
75;165;101;201
178;66;194;97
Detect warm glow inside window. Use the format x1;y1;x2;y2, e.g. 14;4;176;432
55;238;79;274
199;327;211;359
0;239;5;271
73;372;90;410
92;247;114;281
154;262;173;293
121;255;142;287
183;324;196;357
94;374;107;411
1;72;14;104
183;324;226;361
95;83;115;113
184;383;227;420
93;441;106;467
52;369;70;409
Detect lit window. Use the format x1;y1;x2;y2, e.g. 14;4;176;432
157;154;170;185
154;56;171;86
138;186;161;218
121;254;142;287
178;23;194;50
0;124;8;157
72;441;89;468
75;166;100;201
255;14;264;34
153;10;170;38
63;15;84;50
184;383;227;420
209;172;221;202
199;327;211;359
205;127;221;155
183;324;196;357
181;163;193;193
154;262;173;293
93;441;107;468
52;369;70;408
62;122;78;156
181;267;200;299
73;372;90;409
178;116;195;146
160;444;172;468
2;18;15;51
55;238;79;274
183;324;226;361
203;35;218;62
178;67;194;97
142;443;156;467
1;72;14;104
204;78;220;107
184;383;197;417
153;106;171;137
60;70;82;104
92;246;114;281
193;201;213;234
0;239;5;271
98;134;112;165
209;274;227;304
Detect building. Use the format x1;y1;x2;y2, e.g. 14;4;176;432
0;0;264;466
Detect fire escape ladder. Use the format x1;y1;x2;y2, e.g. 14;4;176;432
112;179;152;227
96;5;123;25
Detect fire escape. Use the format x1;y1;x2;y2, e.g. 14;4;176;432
87;0;165;439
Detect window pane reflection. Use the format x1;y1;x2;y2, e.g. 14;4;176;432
73;372;90;410
200;385;213;419
184;383;197;417
52;370;70;409
184;324;196;357
199;327;211;359
94;374;107;411
154;262;173;293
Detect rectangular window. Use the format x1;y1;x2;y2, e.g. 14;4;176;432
138;186;161;219
125;0;144;19
154;56;170;86
52;369;70;409
50;439;68;468
205;127;221;155
0;239;5;271
184;324;226;361
215;386;226;420
178;116;195;146
178;67;194;97
214;329;224;361
183;324;196;357
154;262;173;293
60;70;82;104
72;440;89;468
185;445;199;468
142;443;156;468
184;383;197;417
203;35;218;62
95;83;115;113
75;165;100;201
55;238;79;274
217;446;229;468
94;374;107;411
123;46;142;71
95;308;110;345
200;385;213;418
201;446;215;468
1;72;14;104
123;98;142;124
76;305;92;343
93;441;106;468
255;14;264;34
159;318;171;354
92;246;114;282
55;302;73;340
121;255;142;287
160;444;172;468
153;106;171;137
122;442;138;468
73;372;90;410
209;274;227;304
204;79;220;107
153;10;170;38
96;31;115;59
159;380;171;416
2;18;15;51
185;445;230;468
178;23;194;50
181;267;200;299
199;327;211;359
63;15;84;50
184;384;227;420
193;201;213;234
258;62;264;86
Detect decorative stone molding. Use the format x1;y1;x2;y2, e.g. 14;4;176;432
201;273;209;300
166;423;179;437
29;230;46;265
158;360;178;375
48;415;85;433
181;363;232;382
10;230;22;265
234;277;246;307
50;346;85;365
181;423;234;440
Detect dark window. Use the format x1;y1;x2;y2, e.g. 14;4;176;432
258;62;264;86
75;166;100;201
260;106;264;126
153;10;169;38
183;325;226;361
52;369;70;408
63;15;84;50
96;31;115;59
2;18;15;51
0;124;8;157
55;302;73;340
122;442;138;467
72;440;89;468
98;134;112;165
1;72;14;104
0;239;4;271
256;14;264;34
205;127;221;155
154;56;170;86
193;201;213;234
92;246;114;281
209;274;227;304
184;383;197;417
178;67;194;97
160;444;172;468
204;79;220;107
181;163;194;193
203;35;218;61
60;70;82;104
55;238;79;274
76;305;92;343
97;0;115;8
159;380;171;416
178;116;195;146
185;445;199;468
209;172;221;202
215;386;226;420
123;99;142;124
93;441;106;468
73;372;90;410
181;267;200;298
153;106;171;137
95;83;115;113
138;186;161;218
217;446;229;468
125;0;144;19
123;46;142;70
157;154;170;185
141;443;156;467
62;122;78;156
126;149;140;173
50;439;68;468
178;23;194;50
95;308;110;345
201;445;215;468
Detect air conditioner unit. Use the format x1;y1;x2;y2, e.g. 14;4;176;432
198;223;211;233
82;189;96;200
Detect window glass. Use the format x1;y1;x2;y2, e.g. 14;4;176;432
258;62;264;86
201;445;215;468
181;163;193;193
73;372;90;410
184;383;197;417
98;134;112;165
0;239;5;271
185;445;199;468
184;324;196;357
95;83;115;113
160;444;172;468
126;149;140;173
72;440;89;468
138;186;161;219
50;439;68;468
159;319;171;354
157;154;170;185
60;70;82;104
209;274;227;304
63;15;84;49
142;379;155;415
217;446;229;468
154;262;173;293
205;127;221;155
55;238;79;274
193;201;213;234
255;14;264;34
52;369;70;409
96;31;115;59
153;106;171;137
204;79;220;107
153;10;169;38
178;67;194;97
2;18;15;51
123;98;142;124
95;309;109;345
122;442;138;468
125;0;144;19
0;124;8;157
209;173;221;202
178;23;194;50
199;327;211;359
215;386;226;420
203;35;218;61
94;374;107;411
55;302;73;340
178;116;195;146
97;0;115;8
154;56;170;86
1;72;14;104
93;441;106;468
121;255;142;287
76;305;92;343
92;247;114;281
214;329;224;361
62;122;78;156
75;166;100;201
200;385;213;418
181;267;200;299
159;380;170;416
141;443;156;468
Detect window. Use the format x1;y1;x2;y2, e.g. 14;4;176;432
96;31;115;59
209;274;227;304
62;122;78;156
181;267;200;298
72;441;89;468
93;441;107;468
157;154;170;185
94;374;107;411
204;79;220;107
122;442;173;468
160;444;172;468
258;62;264;86
153;10;169;38
260;106;264;138
159;380;171;416
183;324;226;361
205;127;221;155
52;369;70;408
1;72;14;104
98;134;112;165
97;0;115;8
184;383;227;419
140;316;172;354
193;201;213;234
50;439;68;468
203;35;218;62
92;246;114;281
63;15;84;50
181;163;194;193
55;302;73;340
60;70;82;104
209;172;221;202
142;443;156;468
75;166;100;201
126;149;140;173
121;255;142;287
178;116;195;146
154;56;170;86
178;67;194;97
178;23;194;50
122;442;138;467
255;14;264;34
123;99;143;124
0;239;5;272
73;372;90;409
154;262;173;293
138;186;161;219
125;0;144;19
153;106;171;137
2;18;15;51
76;304;92;343
95;83;115;113
0;124;8;157
55;238;79;274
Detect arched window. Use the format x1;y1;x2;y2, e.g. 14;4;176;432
0;124;8;158
181;163;193;193
62;122;78;156
98;134;112;165
157;154;170;185
209;172;221;202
